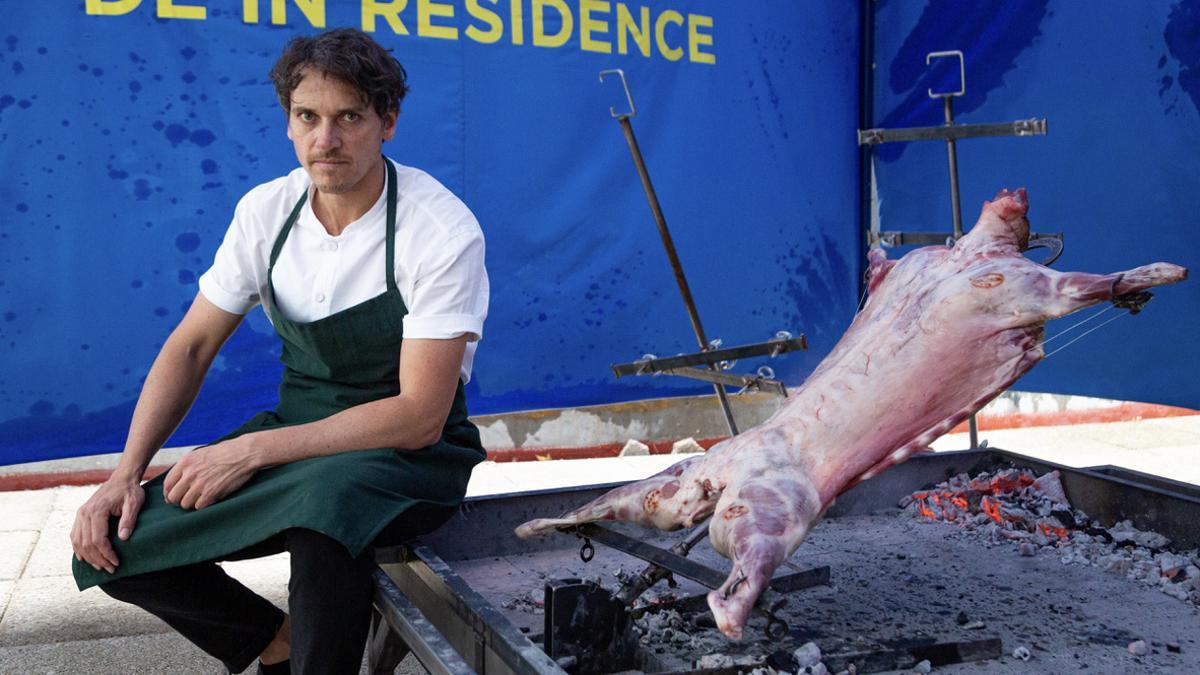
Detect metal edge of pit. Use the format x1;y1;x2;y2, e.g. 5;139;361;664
371;448;1199;673
378;543;567;674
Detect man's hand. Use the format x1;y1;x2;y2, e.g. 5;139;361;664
71;478;145;574
163;439;258;510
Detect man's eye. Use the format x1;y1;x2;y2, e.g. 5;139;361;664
343;112;360;122
298;112;315;122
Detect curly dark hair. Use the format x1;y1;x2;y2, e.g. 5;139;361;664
269;28;409;118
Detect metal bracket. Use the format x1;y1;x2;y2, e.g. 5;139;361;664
544;578;638;673
598;68;636;119
610;335;806;397
858;118;1047;145
612;335;807;376
926;50;965;98
660;366;788;397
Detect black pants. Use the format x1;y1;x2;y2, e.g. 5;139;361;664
100;505;455;674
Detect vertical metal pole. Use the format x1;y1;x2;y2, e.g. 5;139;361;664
943;97;964;240
943;96;979;449
858;0;877;290
615;117;739;436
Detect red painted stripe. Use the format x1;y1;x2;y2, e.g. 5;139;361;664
0;466;169;492
947;402;1197;434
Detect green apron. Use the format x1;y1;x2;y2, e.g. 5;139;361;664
74;160;486;590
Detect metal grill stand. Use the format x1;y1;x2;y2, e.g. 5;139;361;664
599;68;808;435
858;50;1054;448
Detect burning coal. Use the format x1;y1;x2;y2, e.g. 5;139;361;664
901;468;1200;606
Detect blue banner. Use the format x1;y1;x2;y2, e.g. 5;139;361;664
0;1;862;463
867;0;1199;410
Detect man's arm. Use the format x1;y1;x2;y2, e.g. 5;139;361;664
162;335;468;510
70;294;244;572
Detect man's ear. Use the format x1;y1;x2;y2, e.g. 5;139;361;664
382;110;398;141
285;109;294;141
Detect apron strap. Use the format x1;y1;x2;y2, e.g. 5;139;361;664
269;190;308;272
384;158;399;294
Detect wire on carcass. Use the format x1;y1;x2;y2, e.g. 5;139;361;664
1041;304;1115;346
1042;310;1129;359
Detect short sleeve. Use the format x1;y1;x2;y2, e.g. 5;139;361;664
197;197;267;315
402;228;489;342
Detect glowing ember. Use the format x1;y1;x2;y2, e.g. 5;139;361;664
900;468;1073;542
901;468;1200;609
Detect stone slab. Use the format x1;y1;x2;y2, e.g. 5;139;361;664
0;581;12;624
0;576;170;648
0;532;36;582
0;631;428;675
24;506;75;579
0;490;54;532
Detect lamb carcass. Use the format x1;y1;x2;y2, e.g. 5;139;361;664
515;189;1186;638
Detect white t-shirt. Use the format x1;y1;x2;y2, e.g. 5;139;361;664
198;158;488;383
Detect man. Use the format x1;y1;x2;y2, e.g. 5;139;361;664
69;28;488;674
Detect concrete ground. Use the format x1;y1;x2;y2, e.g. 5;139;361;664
1;416;1197;674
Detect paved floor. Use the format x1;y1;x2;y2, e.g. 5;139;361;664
0;416;1197;674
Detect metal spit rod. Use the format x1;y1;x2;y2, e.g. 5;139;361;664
599;68;739;436
928;50;976;447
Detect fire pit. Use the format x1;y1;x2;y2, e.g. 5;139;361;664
368;449;1200;673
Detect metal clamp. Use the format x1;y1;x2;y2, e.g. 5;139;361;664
926;50;965;98
598;69;636;119
634;354;659;376
1113;291;1154;315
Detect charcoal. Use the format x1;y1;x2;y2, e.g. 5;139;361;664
1185;566;1200;590
794;641;823;667
899;466;1200;612
1157;552;1189;578
764;648;799;671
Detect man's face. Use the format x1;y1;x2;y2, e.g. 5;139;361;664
286;68;397;195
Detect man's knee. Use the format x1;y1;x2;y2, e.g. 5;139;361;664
284;528;355;559
97;576;137;602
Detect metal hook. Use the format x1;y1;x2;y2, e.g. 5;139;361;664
926;50;965;99
765;615;790;641
1024;235;1064;267
598;69;637;119
724;574;747;599
769;330;792;357
579;537;595;563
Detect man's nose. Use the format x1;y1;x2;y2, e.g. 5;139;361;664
313;121;341;150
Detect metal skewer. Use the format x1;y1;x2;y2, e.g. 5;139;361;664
600;68;739;435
